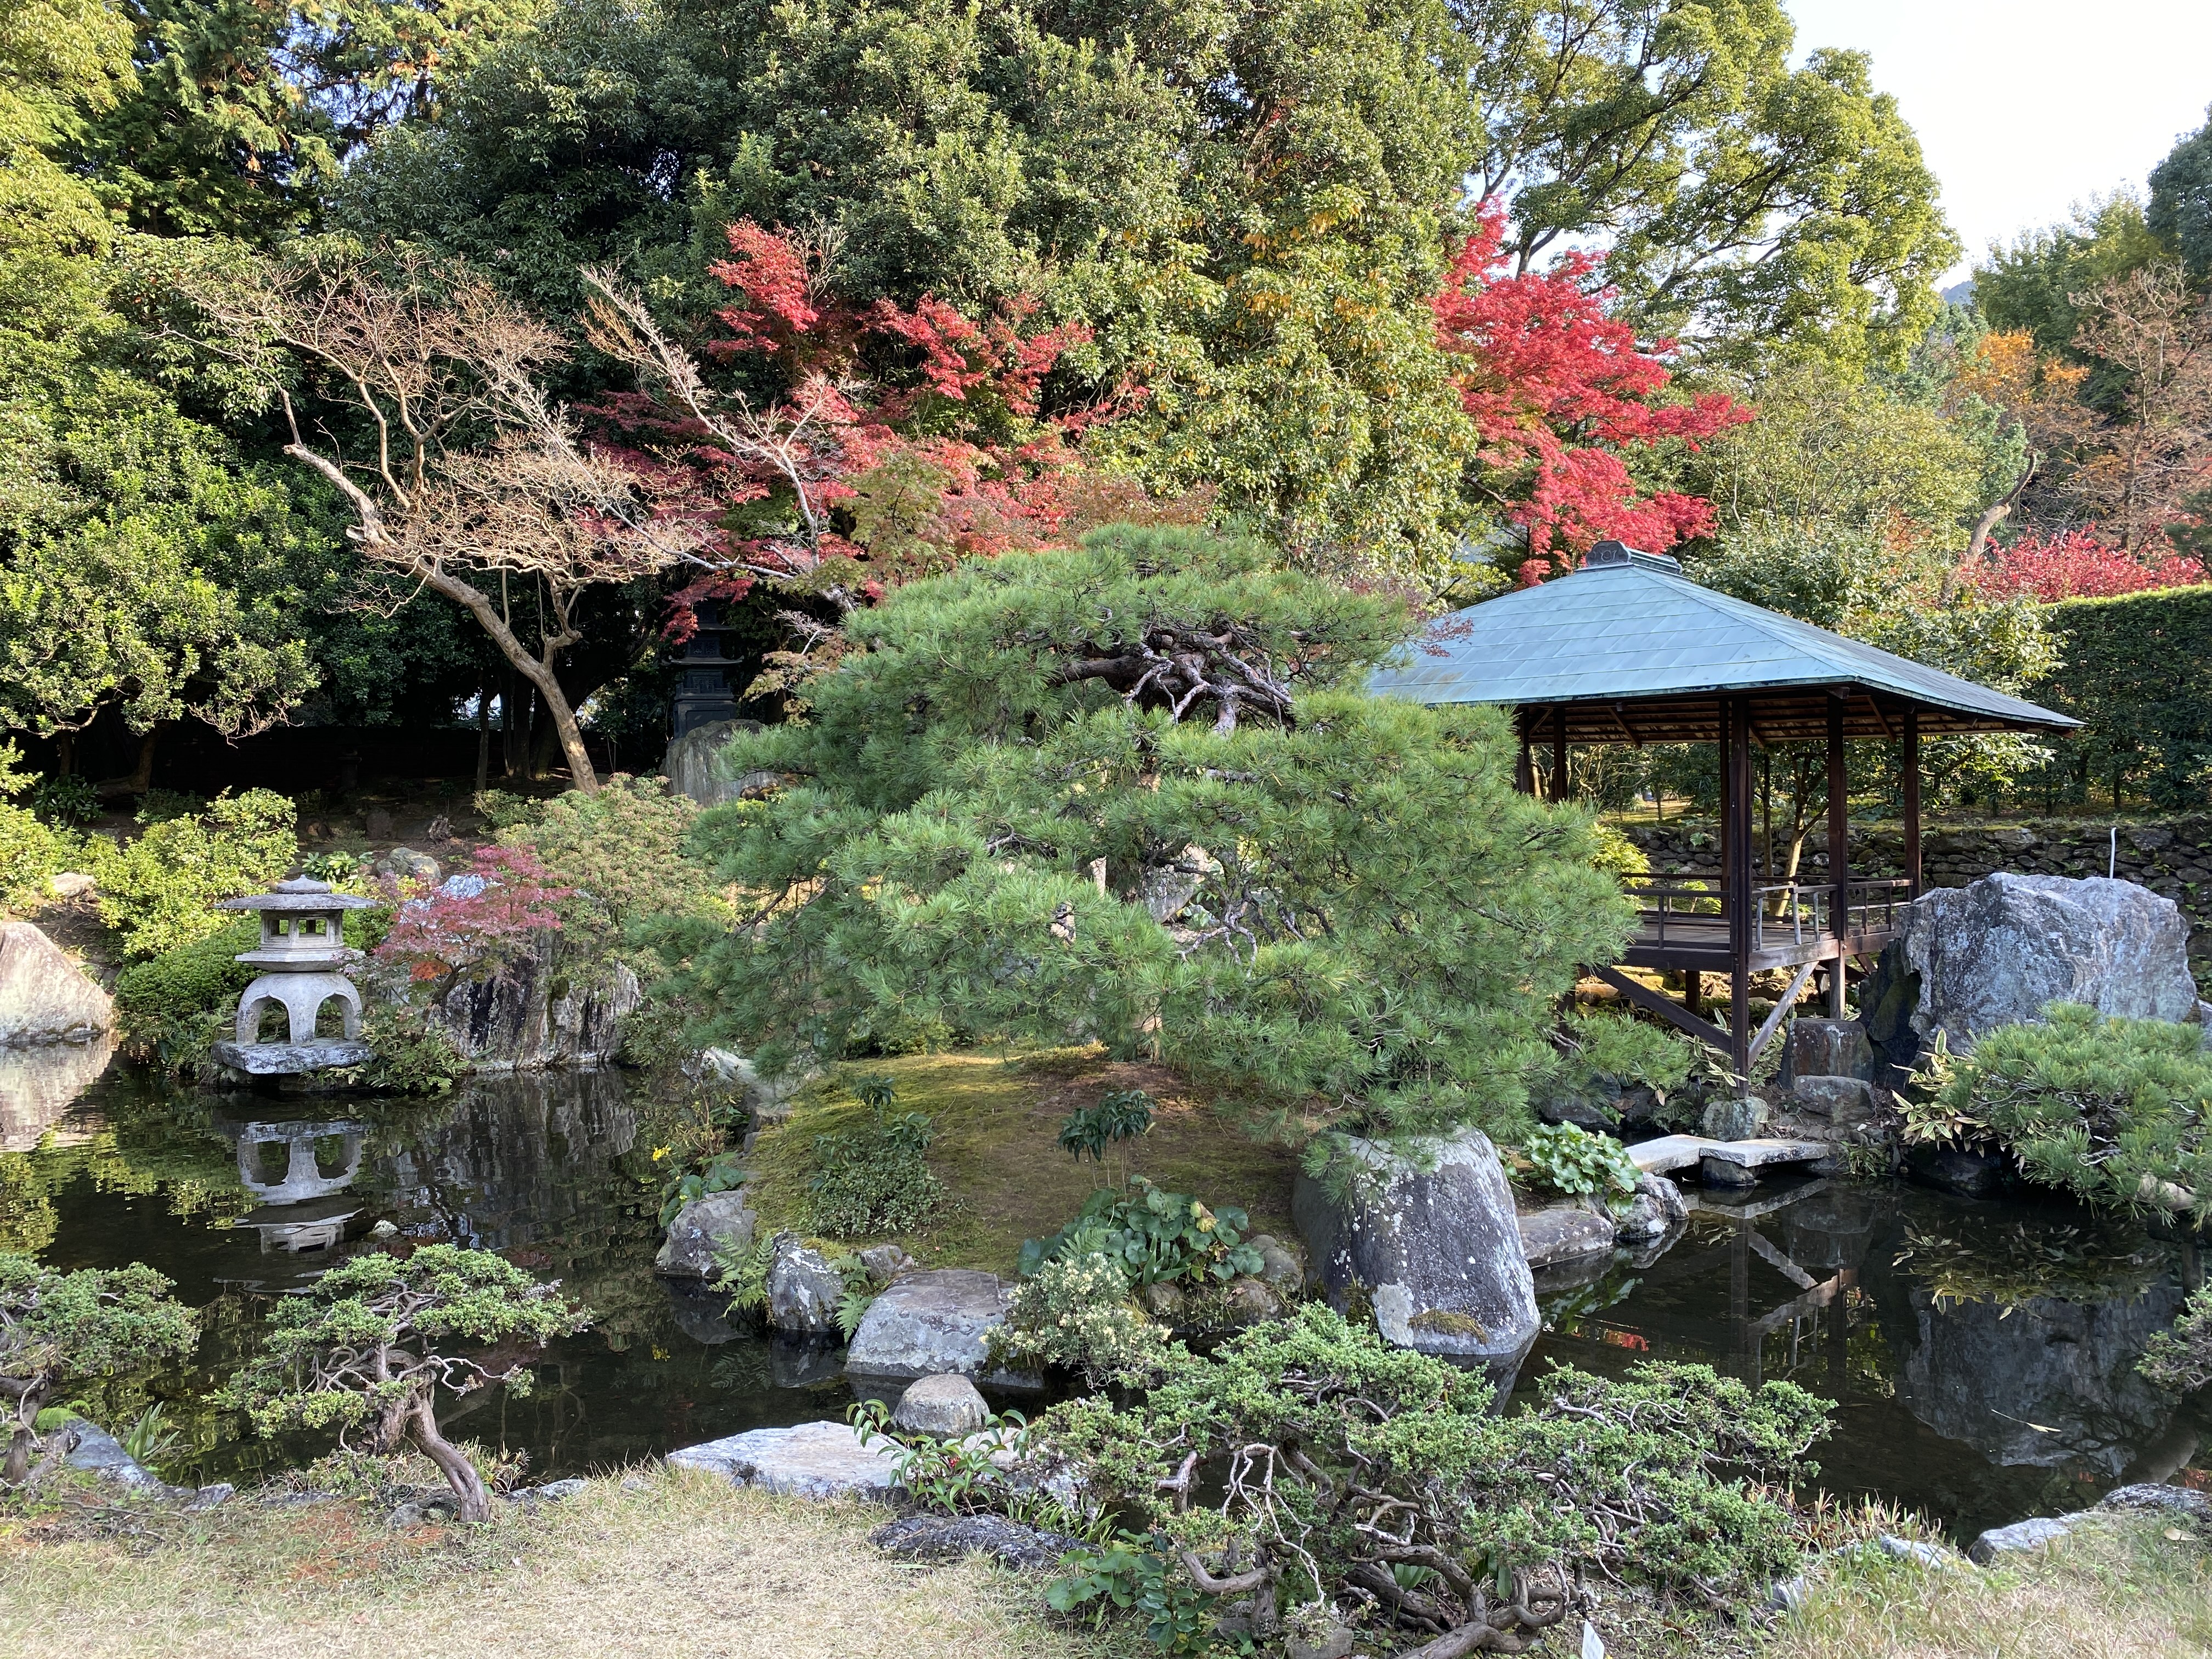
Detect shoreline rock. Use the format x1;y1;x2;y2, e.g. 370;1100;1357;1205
667;1420;899;1498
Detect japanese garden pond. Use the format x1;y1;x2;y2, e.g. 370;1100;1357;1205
6;1056;2208;1542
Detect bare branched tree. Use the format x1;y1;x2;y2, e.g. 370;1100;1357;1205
2069;263;2212;551
186;248;709;793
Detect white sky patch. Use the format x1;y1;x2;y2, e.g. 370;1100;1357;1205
1786;0;2212;285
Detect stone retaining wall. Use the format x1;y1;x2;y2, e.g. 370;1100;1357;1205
1619;816;2212;962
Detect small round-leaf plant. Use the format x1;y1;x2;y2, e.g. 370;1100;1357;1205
216;1245;592;1522
0;1254;198;1488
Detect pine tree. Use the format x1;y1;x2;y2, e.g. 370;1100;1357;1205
662;523;1666;1154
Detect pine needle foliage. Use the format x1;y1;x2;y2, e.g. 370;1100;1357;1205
663;524;1651;1156
1910;1002;2212;1218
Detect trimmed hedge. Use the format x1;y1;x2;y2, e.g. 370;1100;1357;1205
2034;585;2212;810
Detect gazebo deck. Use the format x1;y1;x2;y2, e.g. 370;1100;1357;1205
1622;878;1913;972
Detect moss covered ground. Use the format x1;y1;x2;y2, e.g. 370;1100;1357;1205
740;1049;1307;1271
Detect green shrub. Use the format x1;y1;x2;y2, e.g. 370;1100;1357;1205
1518;1122;1642;1211
112;916;258;1063
89;788;297;956
1905;1002;2212;1218
1028;1306;1828;1649
1017;1177;1262;1285
1057;1089;1155;1186
989;1251;1170;1385
803;1096;945;1236
2142;1283;2212;1392
348;1005;464;1095
27;773;99;826
658;1150;748;1229
470;788;540;831
0;802;76;915
499;773;703;935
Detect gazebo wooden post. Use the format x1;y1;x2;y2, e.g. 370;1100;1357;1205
1725;696;1753;1080
1550;705;1568;802
1515;712;1534;795
1826;697;1849;1018
1903;708;1923;899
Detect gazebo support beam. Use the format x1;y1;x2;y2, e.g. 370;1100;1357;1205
1904;708;1922;899
1726;696;1753;1079
1589;966;1731;1052
1550;705;1567;802
1826;697;1849;1019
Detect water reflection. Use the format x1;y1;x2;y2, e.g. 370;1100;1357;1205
1522;1176;2209;1539
25;1065;853;1485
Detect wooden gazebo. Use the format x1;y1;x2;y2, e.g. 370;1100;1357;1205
1372;542;2080;1077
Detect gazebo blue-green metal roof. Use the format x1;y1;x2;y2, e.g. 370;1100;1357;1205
1370;543;2078;743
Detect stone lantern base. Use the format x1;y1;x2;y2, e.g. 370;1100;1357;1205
210;1038;374;1076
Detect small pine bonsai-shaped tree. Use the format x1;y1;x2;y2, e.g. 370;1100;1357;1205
0;1254;199;1486
217;1245;591;1521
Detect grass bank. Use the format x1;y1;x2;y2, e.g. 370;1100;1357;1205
741;1049;1306;1271
0;1468;1135;1659
1765;1509;2212;1659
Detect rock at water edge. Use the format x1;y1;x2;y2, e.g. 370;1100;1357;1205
1516;1205;1616;1268
63;1418;166;1492
1967;1515;2073;1564
870;1513;1086;1568
1292;1128;1539;1369
766;1235;844;1333
656;1189;758;1278
0;922;111;1047
892;1373;989;1436
667;1421;899;1499
1891;873;2199;1053
845;1268;1014;1380
1617;1172;1688;1243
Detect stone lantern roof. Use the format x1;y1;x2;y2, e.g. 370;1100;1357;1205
216;876;381;913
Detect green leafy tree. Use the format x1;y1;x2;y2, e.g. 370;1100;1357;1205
216;1245;591;1521
2149;107;2212;284
1974;194;2171;365
660;524;1661;1157
0;1255;198;1486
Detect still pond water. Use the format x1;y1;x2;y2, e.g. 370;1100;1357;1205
5;1053;2206;1541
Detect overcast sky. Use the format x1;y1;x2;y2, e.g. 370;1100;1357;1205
1785;0;2212;284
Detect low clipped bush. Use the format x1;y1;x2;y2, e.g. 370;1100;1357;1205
802;1076;946;1236
89;788;297;956
1032;1306;1830;1649
0;803;75;915
112;915;258;1063
1905;1002;2212;1218
496;773;705;936
989;1252;1170;1385
2142;1282;2212;1392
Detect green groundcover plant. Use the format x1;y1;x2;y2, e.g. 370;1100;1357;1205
1905;1002;2212;1220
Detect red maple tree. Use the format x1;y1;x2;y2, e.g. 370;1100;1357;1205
1968;527;2209;602
1432;202;1752;580
585;224;1125;636
375;845;575;985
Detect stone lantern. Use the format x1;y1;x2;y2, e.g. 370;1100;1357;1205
208;877;380;1076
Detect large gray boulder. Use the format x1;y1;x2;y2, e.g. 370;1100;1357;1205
1617;1172;1688;1244
0;922;111;1046
426;930;641;1071
845;1268;1012;1380
1291;1129;1539;1370
655;1189;757;1278
766;1235;844;1333
1884;874;2199;1053
667;1420;899;1498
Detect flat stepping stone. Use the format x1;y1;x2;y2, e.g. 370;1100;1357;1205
1629;1135;1833;1175
667;1420;899;1499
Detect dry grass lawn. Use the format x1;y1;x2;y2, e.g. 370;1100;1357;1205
744;1049;1306;1271
1764;1511;2212;1659
0;1468;1137;1659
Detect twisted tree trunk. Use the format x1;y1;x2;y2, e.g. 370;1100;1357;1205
409;1393;493;1523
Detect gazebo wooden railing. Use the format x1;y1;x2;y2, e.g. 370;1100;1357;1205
1370;541;2081;1079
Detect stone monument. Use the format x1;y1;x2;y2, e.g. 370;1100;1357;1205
208;877;380;1076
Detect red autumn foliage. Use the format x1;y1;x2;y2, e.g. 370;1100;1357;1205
374;844;575;984
1432;201;1752;579
590;222;1136;639
1967;527;2210;602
